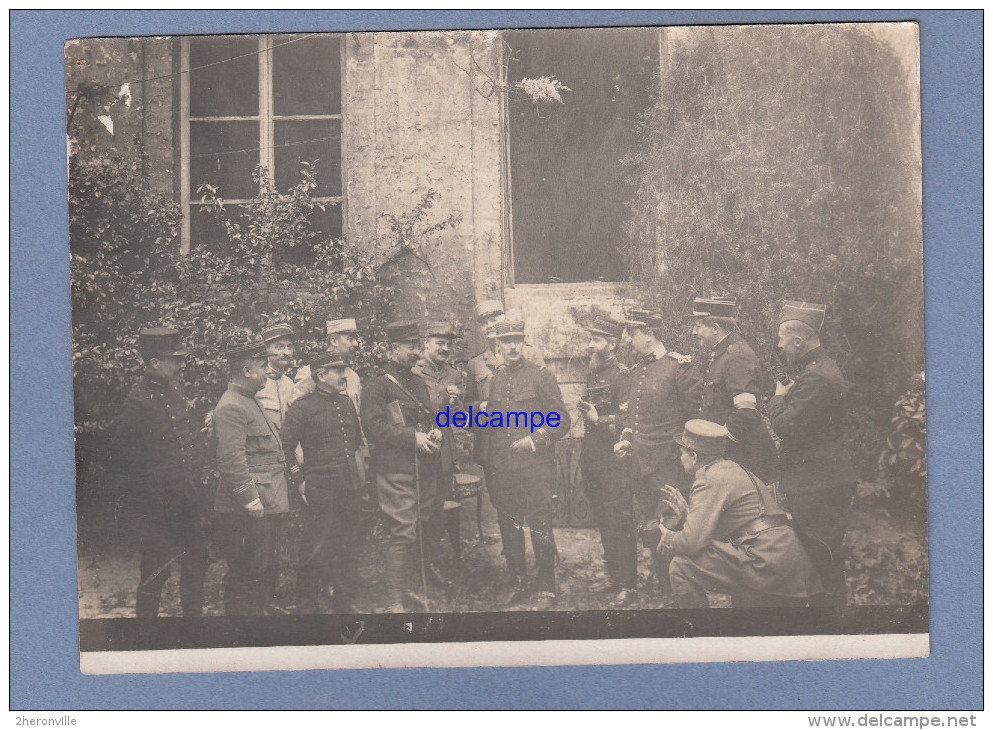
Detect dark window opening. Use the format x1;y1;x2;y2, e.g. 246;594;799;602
506;28;659;284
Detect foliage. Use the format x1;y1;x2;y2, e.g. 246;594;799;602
846;499;929;606
878;372;927;509
71;155;401;440
622;25;923;472
514;75;571;105
378;188;463;277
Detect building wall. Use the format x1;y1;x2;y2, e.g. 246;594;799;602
65;37;176;197
343;31;505;349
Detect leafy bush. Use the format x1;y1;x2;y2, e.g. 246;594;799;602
623;25;923;473
71;157;400;436
878;372;927;512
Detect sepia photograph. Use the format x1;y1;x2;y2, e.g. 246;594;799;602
66;21;929;673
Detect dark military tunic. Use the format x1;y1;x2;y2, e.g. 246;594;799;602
412;358;465;477
361;363;439;476
580;355;637;590
767;346;857;605
697;331;778;484
767;346;857;496
281;387;364;612
111;373;208;618
113;374;200;507
621;346;703;494
661;458;821;607
486;360;571;519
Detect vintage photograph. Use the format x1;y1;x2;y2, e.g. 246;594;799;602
68;22;927;669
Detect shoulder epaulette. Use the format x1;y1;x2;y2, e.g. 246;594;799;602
667;351;693;365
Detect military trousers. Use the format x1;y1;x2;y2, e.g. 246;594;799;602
377;470;441;604
786;483;856;607
583;467;637;590
669;553;807;609
126;501;209;618
296;480;364;613
214;512;283;616
631;470;679;598
490;465;558;594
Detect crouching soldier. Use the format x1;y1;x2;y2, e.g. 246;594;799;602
281;352;365;614
656;420;821;608
212;336;290;615
483;316;570;608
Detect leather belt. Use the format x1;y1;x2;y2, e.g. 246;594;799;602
729;514;790;543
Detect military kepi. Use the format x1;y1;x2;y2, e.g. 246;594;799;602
586;314;624;339
225;337;268;362
692;295;738;319
260;322;295;343
474;299;504;321
386;321;421;344
674;419;730;455
422;321;458;339
779;300;826;332
492;317;526;339
326;318;358;335
623;308;664;329
309;351;347;370
138;327;189;357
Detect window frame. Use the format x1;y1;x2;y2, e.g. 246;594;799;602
178;34;346;254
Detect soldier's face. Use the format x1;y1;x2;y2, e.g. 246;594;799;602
329;332;358;356
392;341;421;368
777;323;802;364
693;320;721;351
265;337;295;371
243;357;269;392
479;313;501;335
151;354;185;382
497;336;525;365
628;326;654;355
679;446;698;475
318;366;348;393
587;334;614;359
423;336;452;365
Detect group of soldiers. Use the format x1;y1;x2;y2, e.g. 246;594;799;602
111;294;857;616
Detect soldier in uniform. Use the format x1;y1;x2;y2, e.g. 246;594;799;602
768;300;858;607
281;352;365;614
292;317;362;412
690;296;778;484
483;316;570;608
111;327;209;618
211;336;290;615
467;300;545;403
412;321;466;571
613;308;702;601
656;420;821;608
361;321;444;612
256;322;296;431
576;314;638;607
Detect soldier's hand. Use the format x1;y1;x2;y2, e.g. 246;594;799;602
613;439;632;458
446;385;462;404
659;484;689;528
243;498;265;519
775;378;795;396
298;481;309;506
415;432;441;454
510;436;535;454
578;400;600;422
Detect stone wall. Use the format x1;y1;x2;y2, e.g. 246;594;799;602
65;37;176;196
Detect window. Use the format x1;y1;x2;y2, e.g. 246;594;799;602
505;28;660;284
179;34;344;258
